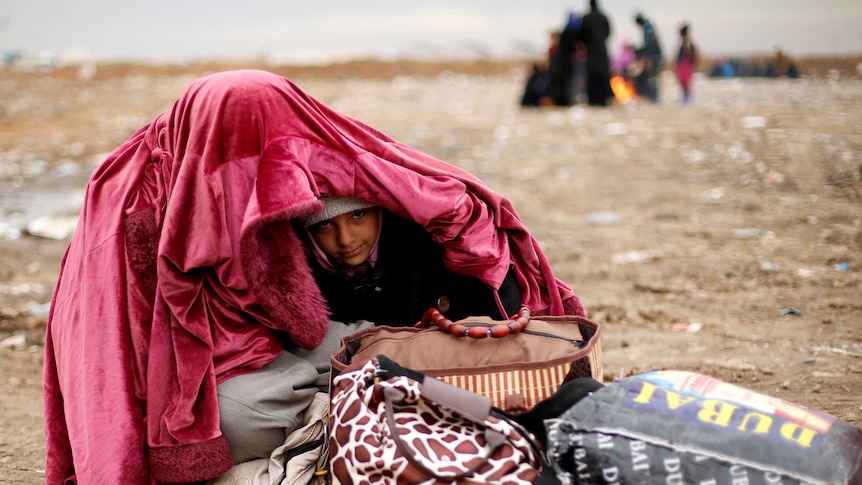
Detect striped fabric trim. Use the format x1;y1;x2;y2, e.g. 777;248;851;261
437;362;572;410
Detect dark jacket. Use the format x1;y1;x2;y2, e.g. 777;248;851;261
306;211;522;326
549;15;581;106
640;19;663;61
580;7;611;74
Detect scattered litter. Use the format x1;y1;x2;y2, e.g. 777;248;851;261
554;167;572;181
741;116;767;128
698;187;725;202
0;334;27;350
834;261;849;272
582;211;624;226
0;222;22;240
796;267;817;278
803;358;816;364
567;106;587;125
764;168;785;185
0;282;45;296
26;215;78;240
493;125;511;142
612;250;652;264
67;142;86;157
672;322;703;333
53;160;84;178
516;167;537;180
779;307;802;316
25;301;51;318
732;227;767;239
810;344;862;358
682;149;706;164
759;261;781;272
603;122;628;136
726;143;745;160
24;159;49;176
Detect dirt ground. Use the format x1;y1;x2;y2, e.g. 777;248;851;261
1;56;861;483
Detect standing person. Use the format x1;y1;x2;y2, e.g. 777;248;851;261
547;30;560;63
42;69;586;484
634;12;663;103
675;23;699;104
579;0;613;106
548;11;581;106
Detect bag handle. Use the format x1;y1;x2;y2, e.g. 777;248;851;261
375;356;549;471
416;307;531;339
382;386;509;480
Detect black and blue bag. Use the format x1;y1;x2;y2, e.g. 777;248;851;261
544;370;862;484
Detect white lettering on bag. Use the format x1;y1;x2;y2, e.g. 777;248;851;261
598;433;615;450
664;457;684;485
602;466;620;484
730;465;750;485
630;440;650;472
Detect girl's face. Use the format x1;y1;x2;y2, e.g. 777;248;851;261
308;207;381;268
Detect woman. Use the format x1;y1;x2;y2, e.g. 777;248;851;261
43;69;585;484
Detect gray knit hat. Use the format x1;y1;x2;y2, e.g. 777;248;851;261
303;195;375;227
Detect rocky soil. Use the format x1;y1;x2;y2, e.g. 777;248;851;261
1;56;861;482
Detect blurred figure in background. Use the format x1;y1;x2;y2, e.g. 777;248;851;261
634;12;663;103
547;30;561;62
572;40;588;105
609;41;638;105
579;0;613;106
549;11;582;106
767;48;800;78
611;40;636;78
521;60;554;107
675;23;700;104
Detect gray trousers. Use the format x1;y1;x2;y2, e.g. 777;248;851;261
217;320;372;464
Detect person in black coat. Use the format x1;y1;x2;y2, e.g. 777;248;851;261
579;0;613;106
548;12;582;106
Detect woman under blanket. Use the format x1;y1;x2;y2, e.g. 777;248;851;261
43;69;585;484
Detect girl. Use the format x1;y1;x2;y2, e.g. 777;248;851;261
301;195;523;326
